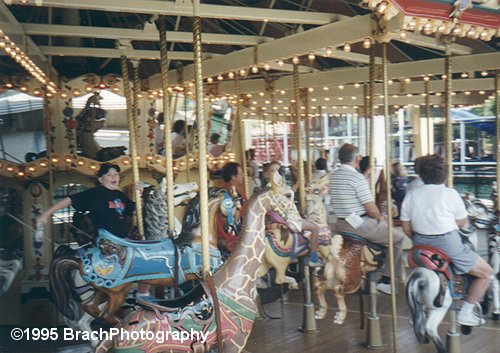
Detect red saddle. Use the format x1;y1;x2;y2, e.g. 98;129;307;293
408;245;451;281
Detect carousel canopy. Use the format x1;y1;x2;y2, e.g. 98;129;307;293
0;0;498;115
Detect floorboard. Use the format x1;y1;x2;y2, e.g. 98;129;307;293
0;283;499;353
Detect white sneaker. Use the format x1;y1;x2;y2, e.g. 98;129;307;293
457;309;485;327
376;282;391;295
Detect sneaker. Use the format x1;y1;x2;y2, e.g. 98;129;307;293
308;257;324;267
457;309;485;327
376;282;392;295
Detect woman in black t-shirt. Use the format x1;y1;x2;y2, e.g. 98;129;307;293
37;163;135;239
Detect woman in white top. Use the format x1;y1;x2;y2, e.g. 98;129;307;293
400;154;492;327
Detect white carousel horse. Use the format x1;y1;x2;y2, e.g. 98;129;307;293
143;178;198;239
486;224;500;320
94;171;303;353
406;237;486;353
406;266;452;353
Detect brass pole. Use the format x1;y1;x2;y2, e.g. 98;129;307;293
302;88;312;183
120;56;144;239
293;63;306;212
192;2;210;277
444;48;453;187
270;90;277;159
235;76;250;197
424;78;431;155
271;91;276;142
158;15;176;237
495;70;499;214
383;42;398;353
44;89;54;245
261;107;268;162
369;44;376;194
131;60;145;239
183;85;191;182
319;106;325;159
364;82;370;156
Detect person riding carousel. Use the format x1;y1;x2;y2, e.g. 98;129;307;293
37;163;137;240
400;154;493;327
329;143;406;294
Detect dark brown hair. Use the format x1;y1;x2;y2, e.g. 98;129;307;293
97;163;121;177
419;154;447;184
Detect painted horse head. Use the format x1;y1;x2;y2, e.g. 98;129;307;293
143;179;199;240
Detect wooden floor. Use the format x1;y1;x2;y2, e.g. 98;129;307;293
0;283;499;353
245;285;500;353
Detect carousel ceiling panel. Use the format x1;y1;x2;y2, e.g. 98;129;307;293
385;0;500;28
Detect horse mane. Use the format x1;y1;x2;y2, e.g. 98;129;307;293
175;187;227;248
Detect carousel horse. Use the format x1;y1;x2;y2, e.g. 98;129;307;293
58;180;199;347
76;92;126;161
405;228;490;353
94;171;303;353
49;185;241;326
305;174;386;325
143;178;198;239
255;173;331;289
487;224;500;320
405;246;457;353
0;215;23;297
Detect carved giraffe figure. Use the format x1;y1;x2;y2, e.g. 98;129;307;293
256;173;331;288
94;171;303;353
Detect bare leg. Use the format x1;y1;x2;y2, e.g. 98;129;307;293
466;257;493;303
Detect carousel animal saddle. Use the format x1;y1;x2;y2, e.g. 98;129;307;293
138;282;214;319
80;231;222;288
338;231;386;269
408;245;460;307
265;211;331;258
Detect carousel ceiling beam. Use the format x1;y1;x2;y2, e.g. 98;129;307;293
38;46;217;61
315;49;382;65
395;33;473;55
0;2;57;78
244;94;484;108
213;52;500;95
245;78;495;101
35;44;314;73
23;23;273;46
149;13;404;86
19;0;342;25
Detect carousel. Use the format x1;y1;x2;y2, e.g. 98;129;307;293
0;1;499;352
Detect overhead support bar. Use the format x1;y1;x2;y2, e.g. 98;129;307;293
210;52;500;95
24;23;272;46
395;32;472;55
37;46;217;61
17;0;342;25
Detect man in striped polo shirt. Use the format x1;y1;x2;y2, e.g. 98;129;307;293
329;143;406;294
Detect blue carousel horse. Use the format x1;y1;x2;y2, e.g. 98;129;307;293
49;185;242;327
